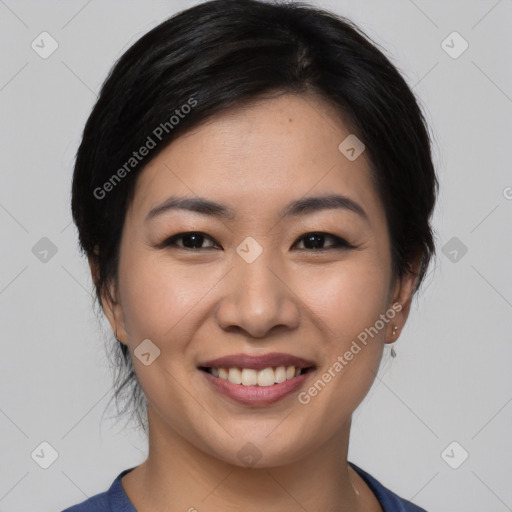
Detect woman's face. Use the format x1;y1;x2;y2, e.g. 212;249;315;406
102;93;415;467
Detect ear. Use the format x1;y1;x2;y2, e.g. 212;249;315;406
88;248;128;346
385;254;421;344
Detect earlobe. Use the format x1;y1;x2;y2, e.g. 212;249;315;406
102;281;128;346
386;256;421;344
87;250;128;345
87;250;100;290
385;302;402;345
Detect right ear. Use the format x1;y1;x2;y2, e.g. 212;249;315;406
87;247;128;346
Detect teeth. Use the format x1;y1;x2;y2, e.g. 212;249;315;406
275;366;287;383
228;368;242;384
241;368;257;386
210;365;306;386
257;368;275;387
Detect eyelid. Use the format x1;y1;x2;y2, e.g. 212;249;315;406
155;231;218;250
156;231;356;251
294;232;356;250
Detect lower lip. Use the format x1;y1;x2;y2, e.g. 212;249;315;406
200;369;315;406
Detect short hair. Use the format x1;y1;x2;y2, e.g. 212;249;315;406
71;0;438;430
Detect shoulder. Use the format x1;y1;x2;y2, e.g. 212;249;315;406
60;468;136;512
61;491;110;512
349;461;428;512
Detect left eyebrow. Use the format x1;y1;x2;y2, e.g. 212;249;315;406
145;194;368;223
145;196;236;222
280;194;368;221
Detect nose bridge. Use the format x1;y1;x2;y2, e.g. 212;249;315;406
216;239;300;337
235;242;283;311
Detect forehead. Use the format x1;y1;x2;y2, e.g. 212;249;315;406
128;93;384;227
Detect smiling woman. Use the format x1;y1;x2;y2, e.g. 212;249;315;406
64;0;438;511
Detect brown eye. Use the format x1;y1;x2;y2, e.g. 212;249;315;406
159;232;219;250
157;231;355;252
294;232;355;251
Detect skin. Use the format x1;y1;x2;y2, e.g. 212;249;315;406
91;92;419;511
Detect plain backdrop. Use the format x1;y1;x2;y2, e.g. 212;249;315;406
1;1;511;511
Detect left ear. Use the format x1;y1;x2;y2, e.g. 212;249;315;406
385;254;422;344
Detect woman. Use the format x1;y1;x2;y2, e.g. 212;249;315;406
63;0;437;510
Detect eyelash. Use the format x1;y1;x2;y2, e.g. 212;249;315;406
157;231;356;252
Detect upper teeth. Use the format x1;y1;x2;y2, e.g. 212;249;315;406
210;366;302;386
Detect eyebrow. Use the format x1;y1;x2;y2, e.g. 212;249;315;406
145;194;368;223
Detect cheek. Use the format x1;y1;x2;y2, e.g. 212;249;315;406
302;256;391;335
116;251;205;409
116;246;199;346
296;258;390;408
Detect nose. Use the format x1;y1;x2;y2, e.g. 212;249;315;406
215;250;301;339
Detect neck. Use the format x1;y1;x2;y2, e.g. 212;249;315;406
123;407;365;512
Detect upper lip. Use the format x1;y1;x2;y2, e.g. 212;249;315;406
198;352;316;371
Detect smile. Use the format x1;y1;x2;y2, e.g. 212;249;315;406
197;353;317;406
199;365;314;386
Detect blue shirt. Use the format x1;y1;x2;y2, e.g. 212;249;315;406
61;461;427;511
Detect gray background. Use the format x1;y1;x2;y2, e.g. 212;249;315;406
1;0;511;510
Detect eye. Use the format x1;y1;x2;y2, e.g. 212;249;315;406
157;231;355;252
293;232;355;251
158;231;219;250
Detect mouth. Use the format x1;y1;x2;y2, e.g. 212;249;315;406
198;365;316;386
197;353;317;405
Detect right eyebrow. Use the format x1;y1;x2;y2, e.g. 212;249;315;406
145;193;368;223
